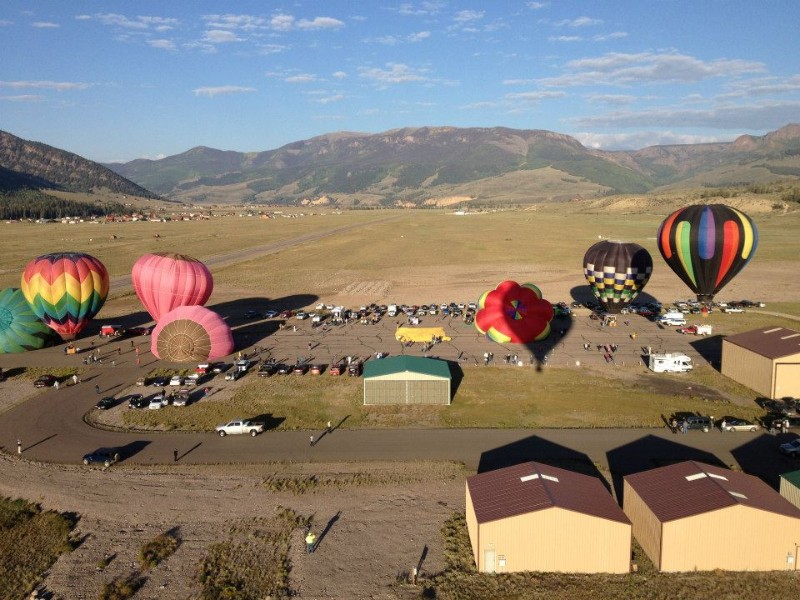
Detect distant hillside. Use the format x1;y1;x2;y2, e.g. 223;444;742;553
104;124;800;206
0;130;157;198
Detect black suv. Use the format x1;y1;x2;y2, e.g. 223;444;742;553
679;415;713;432
82;447;121;467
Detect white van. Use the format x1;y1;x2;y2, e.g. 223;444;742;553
387;304;398;317
657;311;687;326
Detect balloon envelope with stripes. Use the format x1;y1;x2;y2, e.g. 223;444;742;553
151;305;233;362
583;240;653;313
0;288;55;352
657;204;758;303
21;252;109;340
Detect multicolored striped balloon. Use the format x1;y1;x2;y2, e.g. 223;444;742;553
0;288;55;352
21;252;109;340
657;204;758;302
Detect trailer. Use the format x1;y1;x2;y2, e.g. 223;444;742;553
677;324;712;336
648;352;693;373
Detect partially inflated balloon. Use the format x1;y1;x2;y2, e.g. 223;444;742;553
21;252;109;340
475;281;554;344
583;241;653;313
0;288;54;352
132;252;213;322
657;204;758;302
151;305;232;362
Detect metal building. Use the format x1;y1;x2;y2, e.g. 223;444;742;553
779;469;800;510
466;462;632;574
624;461;800;572
721;327;800;399
362;356;451;405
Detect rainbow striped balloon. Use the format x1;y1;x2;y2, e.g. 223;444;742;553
21;252;109;340
657;204;758;302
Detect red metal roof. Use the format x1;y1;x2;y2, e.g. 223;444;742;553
467;461;630;525
723;327;800;359
624;461;800;522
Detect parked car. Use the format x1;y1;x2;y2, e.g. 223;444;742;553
780;439;800;457
329;363;345;376
135;376;147;386
719;417;759;432
309;364;323;375
224;369;242;381
215;419;264;437
151;376;169;387
347;362;363;377
295;311;309;320
127;326;152;336
770;415;800;432
82;447;120;467
148;392;167;409
276;363;291;375
264;309;279;318
244;309;260;319
33;375;57;388
211;362;228;373
95;397;115;410
127;394;147;409
679;415;713;432
279;310;294;319
169;375;184;386
173;389;190;407
258;362;277;377
292;364;308;375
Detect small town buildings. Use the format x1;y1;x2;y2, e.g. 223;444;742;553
362;355;450;405
624;461;800;572
721;327;800;399
465;462;632;574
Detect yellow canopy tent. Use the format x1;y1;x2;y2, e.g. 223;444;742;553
395;326;451;343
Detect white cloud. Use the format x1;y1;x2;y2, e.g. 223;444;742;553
285;74;318;83
396;2;446;16
332;71;348;79
94;13;179;31
408;31;431;42
32;21;59;28
570;101;800;130
541;52;765;87
555;16;602;27
505;90;566;102
593;31;627;42
148;38;176;51
297;16;344;30
75;15;91;21
575;130;729;150
527;2;549;9
312;93;345;105
204;29;243;43
0;80;90;91
257;43;287;55
454;10;484;24
549;35;581;42
359;63;429;84
0;94;44;102
193;85;256;97
270;13;295;31
585;93;635;106
202;14;266;31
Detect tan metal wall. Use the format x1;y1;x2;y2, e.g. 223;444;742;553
473;507;631;574
779;478;800;510
465;485;480;570
364;379;449;405
623;481;663;569
721;342;774;398
660;505;800;572
774;360;800;398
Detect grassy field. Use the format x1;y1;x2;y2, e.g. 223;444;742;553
121;365;764;432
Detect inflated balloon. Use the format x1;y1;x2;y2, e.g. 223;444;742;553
0;288;54;353
475;281;554;344
151;305;232;362
21;252;109;340
583;241;653;313
131;252;213;322
657;204;758;302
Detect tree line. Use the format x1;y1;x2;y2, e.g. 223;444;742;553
0;189;126;220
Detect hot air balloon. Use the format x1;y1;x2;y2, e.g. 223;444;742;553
131;252;213;322
657;204;758;303
583;241;653;313
475;280;554;344
0;288;55;353
151;305;232;362
21;252;109;340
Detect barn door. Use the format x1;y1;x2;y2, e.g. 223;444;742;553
483;549;496;573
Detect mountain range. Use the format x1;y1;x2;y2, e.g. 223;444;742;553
3;125;800;207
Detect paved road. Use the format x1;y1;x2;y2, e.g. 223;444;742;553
0;362;794;489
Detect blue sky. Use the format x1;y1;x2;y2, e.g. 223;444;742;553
1;1;799;162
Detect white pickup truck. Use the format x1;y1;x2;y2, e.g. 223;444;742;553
215;419;264;437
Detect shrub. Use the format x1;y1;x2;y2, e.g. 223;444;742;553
139;531;179;569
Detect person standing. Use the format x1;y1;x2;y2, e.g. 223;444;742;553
173;448;178;462
54;380;59;390
17;439;21;454
721;418;727;432
310;435;315;447
305;530;316;553
327;421;332;434
72;374;78;385
95;384;100;395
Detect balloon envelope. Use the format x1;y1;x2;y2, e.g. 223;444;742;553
21;252;109;340
657;204;758;302
151;305;232;362
0;288;54;352
583;241;653;313
131;252;213;322
475;280;554;344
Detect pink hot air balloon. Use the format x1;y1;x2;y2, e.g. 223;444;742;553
131;252;213;322
151;305;233;362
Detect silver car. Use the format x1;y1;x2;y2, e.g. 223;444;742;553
720;418;759;432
